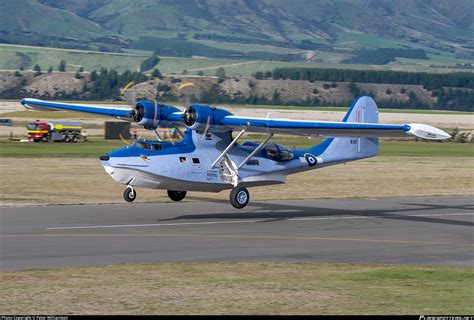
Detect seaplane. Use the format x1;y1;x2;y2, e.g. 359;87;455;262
21;95;450;208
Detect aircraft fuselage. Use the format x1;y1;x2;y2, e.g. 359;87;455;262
100;129;326;192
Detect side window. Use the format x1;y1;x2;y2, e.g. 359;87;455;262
179;157;187;163
192;158;200;164
246;159;259;166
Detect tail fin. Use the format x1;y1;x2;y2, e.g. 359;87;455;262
342;95;378;124
308;96;379;164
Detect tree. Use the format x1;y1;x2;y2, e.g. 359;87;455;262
75;71;81;79
151;68;161;78
58;60;66;72
90;70;97;81
48;66;53;73
216;67;226;79
33;64;42;77
140;52;160;72
79;67;84;72
197;70;204;76
386;88;392;94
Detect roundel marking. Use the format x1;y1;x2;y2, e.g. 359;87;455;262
304;153;317;166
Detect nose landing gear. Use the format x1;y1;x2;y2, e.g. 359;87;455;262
229;186;249;209
123;186;136;202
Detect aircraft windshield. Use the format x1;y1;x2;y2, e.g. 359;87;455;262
264;143;294;161
134;140;163;151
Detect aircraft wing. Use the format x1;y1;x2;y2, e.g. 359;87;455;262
219;116;450;140
21;98;133;118
20;98;183;129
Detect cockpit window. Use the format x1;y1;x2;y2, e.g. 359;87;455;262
134;141;162;151
264;143;294;161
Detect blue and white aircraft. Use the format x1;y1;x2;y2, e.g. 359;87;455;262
21;96;450;208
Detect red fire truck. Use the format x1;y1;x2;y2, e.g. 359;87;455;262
27;120;84;142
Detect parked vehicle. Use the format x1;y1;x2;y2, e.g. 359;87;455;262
26;120;84;142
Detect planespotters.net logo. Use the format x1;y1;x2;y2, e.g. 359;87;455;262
420;316;473;320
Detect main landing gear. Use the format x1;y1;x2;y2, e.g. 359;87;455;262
229;186;249;209
123;186;136;202
167;190;187;202
123;186;249;209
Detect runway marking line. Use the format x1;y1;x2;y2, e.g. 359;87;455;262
1;232;473;247
44;212;474;230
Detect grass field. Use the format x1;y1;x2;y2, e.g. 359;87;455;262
0;138;472;158
1;154;472;205
1;262;472;314
2;44;472;76
0;45;148;73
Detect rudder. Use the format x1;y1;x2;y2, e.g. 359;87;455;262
307;96;379;164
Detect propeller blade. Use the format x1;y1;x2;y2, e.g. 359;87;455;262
119;133;132;146
203;115;211;136
177;82;194;109
121;81;136;106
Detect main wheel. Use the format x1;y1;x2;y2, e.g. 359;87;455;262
123;186;136;202
167;190;187;202
229;187;249;209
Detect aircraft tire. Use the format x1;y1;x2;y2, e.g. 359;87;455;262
230;187;249;209
167;190;187;201
123;186;136;202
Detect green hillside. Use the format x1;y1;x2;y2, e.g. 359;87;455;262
1;0;472;63
0;0;113;50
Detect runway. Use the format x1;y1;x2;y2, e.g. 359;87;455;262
1;196;473;270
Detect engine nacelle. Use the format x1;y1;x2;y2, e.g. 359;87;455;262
133;101;180;130
182;104;232;133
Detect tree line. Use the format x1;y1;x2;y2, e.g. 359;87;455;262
261;67;474;89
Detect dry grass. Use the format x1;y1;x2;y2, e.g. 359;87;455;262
1;262;472;314
1;156;473;206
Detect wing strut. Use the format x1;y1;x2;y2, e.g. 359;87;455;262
153;129;162;141
237;133;273;169
211;128;247;168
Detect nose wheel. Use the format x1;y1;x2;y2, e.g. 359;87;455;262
230;186;249;209
123;186;136;202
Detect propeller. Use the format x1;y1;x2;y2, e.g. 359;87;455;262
177;82;211;135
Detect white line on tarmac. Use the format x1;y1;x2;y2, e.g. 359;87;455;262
45;212;474;230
